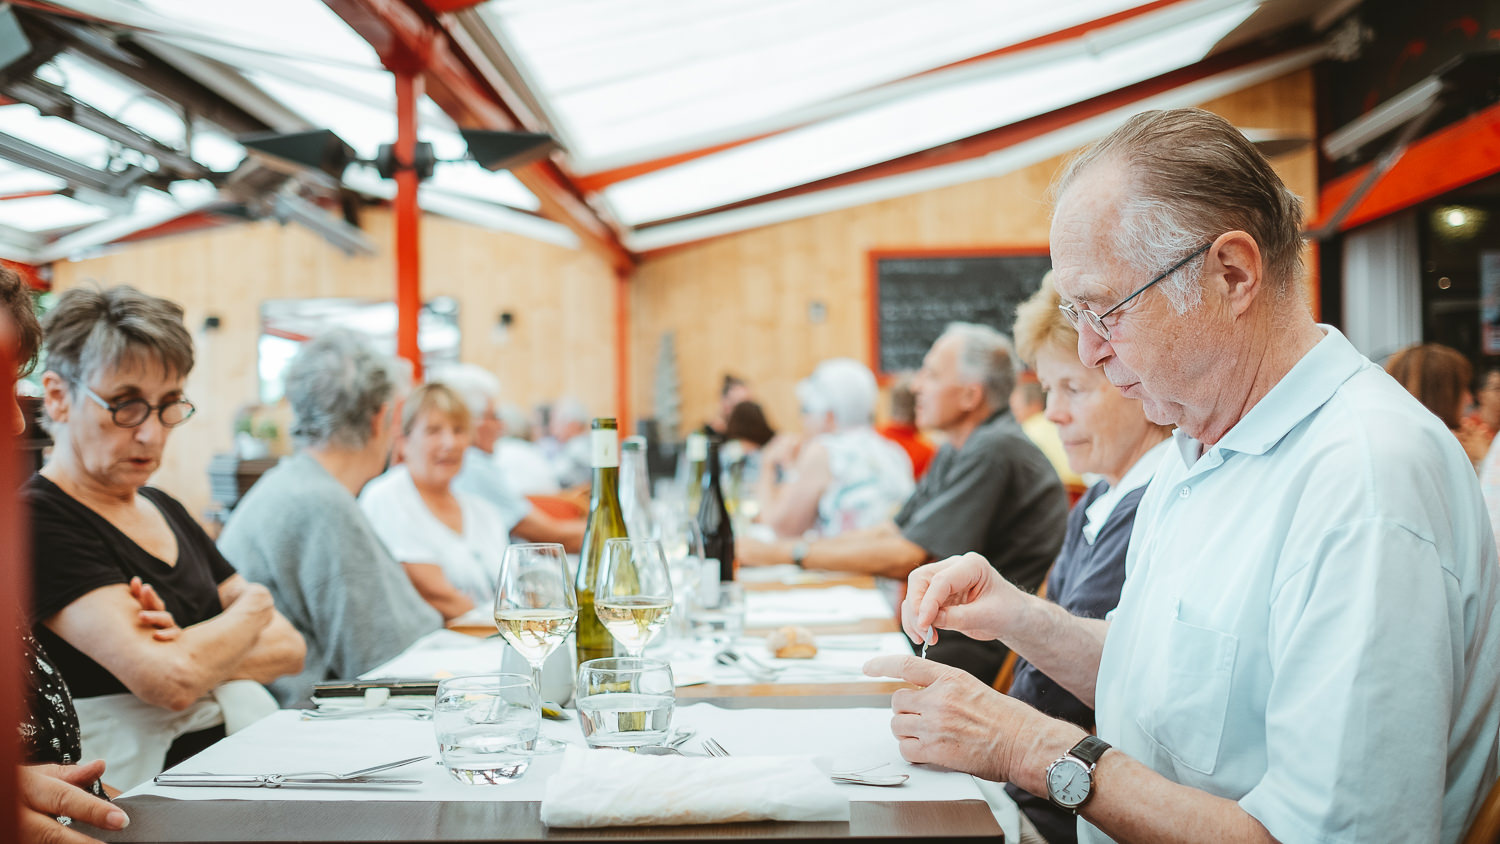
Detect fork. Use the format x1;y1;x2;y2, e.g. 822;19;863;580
700;739;906;786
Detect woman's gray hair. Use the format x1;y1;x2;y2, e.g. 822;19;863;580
43;285;195;385
1054;108;1306;313
796;358;878;429
285;330;404;449
939;322;1016;411
40;285;194;431
428;363;501;419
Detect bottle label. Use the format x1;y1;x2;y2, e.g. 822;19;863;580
687;434;708;461
591;429;619;468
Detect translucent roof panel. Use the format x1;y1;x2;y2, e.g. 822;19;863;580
603;0;1257;225
0;161;64;195
0;195;109;233
139;0;381;69
36;53;190;148
483;0;1152;167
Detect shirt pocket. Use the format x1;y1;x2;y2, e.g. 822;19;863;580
1134;613;1238;776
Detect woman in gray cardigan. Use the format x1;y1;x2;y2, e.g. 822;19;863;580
219;331;441;707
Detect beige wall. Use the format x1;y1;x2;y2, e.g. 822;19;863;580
51;209;620;521
630;69;1320;438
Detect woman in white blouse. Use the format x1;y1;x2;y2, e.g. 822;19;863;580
360;383;509;620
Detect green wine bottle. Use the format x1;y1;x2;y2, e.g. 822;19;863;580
575;418;628;666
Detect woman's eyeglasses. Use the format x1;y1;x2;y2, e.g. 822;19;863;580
77;383;196;428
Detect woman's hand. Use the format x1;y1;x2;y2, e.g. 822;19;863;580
19;761;128;844
128;576;180;642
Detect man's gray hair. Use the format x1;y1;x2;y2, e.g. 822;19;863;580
42;284;194;390
285;330;404;449
795;358;878;429
1054;108;1306;313
939;322;1017;412
498;402;531;439
551;396;590;427
429;363;501;419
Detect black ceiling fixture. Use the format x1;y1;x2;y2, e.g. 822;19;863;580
237;128;555;183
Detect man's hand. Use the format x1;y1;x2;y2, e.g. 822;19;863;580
19;761;128;844
735;537;790;568
903;552;1026;646
862;654;1049;783
128;576;180;642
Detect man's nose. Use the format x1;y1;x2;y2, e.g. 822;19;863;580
1077;327;1111;368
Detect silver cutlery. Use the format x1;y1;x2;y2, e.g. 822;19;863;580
714;649;778;682
155;755;430;788
301;705;433;721
700;738;908;787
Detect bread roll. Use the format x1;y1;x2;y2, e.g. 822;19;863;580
767;625;818;659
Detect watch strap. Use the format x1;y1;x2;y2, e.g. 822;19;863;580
1069;735;1111;767
789;541;809;567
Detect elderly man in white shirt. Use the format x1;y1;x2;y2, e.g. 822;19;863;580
866;107;1500;844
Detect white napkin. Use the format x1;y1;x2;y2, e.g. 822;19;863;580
540;747;849;827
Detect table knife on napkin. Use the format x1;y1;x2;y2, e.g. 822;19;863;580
154;773;421;788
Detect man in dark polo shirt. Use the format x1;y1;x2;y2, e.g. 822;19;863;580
739;322;1067;682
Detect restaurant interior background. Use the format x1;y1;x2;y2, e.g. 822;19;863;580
0;0;1496;524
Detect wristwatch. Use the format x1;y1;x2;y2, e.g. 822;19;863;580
789;541;809;568
1045;735;1111;812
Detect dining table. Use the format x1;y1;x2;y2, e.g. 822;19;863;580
82;566;1003;843
84;693;1003;844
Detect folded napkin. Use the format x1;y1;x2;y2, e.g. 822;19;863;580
540;748;849;828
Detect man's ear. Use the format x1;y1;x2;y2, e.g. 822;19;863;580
959;381;986;415
1212;231;1265;318
41;370;69;426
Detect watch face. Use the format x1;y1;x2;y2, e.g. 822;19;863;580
1046;758;1091;808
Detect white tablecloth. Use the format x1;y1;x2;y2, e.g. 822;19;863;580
745;586;894;628
124;705;983;804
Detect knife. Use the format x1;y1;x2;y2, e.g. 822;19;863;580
154;774;421;788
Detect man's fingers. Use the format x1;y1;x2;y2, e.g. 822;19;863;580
137;610;174;628
863;654;948;686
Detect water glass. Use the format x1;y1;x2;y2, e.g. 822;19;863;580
575;657;675;749
433;674;540;784
691;579;746;647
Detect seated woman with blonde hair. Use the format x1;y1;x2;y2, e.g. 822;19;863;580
27;285;305;789
360;382;511;620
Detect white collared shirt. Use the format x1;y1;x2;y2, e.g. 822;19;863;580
1083;326;1500;844
1080;439;1172;545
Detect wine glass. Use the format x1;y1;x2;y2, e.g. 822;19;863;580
594;538;674;657
493;543;575;754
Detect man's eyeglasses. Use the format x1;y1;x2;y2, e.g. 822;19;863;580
1058;242;1212;341
77;383;196;428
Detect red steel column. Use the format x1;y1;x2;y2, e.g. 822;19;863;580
615;267;630;434
394;69;424;380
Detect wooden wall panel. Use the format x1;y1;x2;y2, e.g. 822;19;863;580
631;70;1320;438
49;209;618;522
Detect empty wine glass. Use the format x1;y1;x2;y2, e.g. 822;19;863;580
594;538;673;657
494;543;576;754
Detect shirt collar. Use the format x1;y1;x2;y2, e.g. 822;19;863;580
1173;324;1369;462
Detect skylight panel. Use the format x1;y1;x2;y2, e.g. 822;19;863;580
485;0;1147;166
0;195;108;233
603;1;1257;225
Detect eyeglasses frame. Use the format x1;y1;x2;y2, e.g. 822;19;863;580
1059;241;1213;341
76;382;196;429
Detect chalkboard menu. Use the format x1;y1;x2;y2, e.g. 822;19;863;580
872;252;1052;374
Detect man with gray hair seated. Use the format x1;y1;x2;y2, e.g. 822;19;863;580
548;396;593;489
740;323;1067;682
220;331;442;707
433;364;583;551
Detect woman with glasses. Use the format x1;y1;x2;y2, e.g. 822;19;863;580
25;285;305;789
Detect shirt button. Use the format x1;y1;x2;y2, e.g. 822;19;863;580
1178;486;1191;499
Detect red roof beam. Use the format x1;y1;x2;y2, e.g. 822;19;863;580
322;0;634;272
